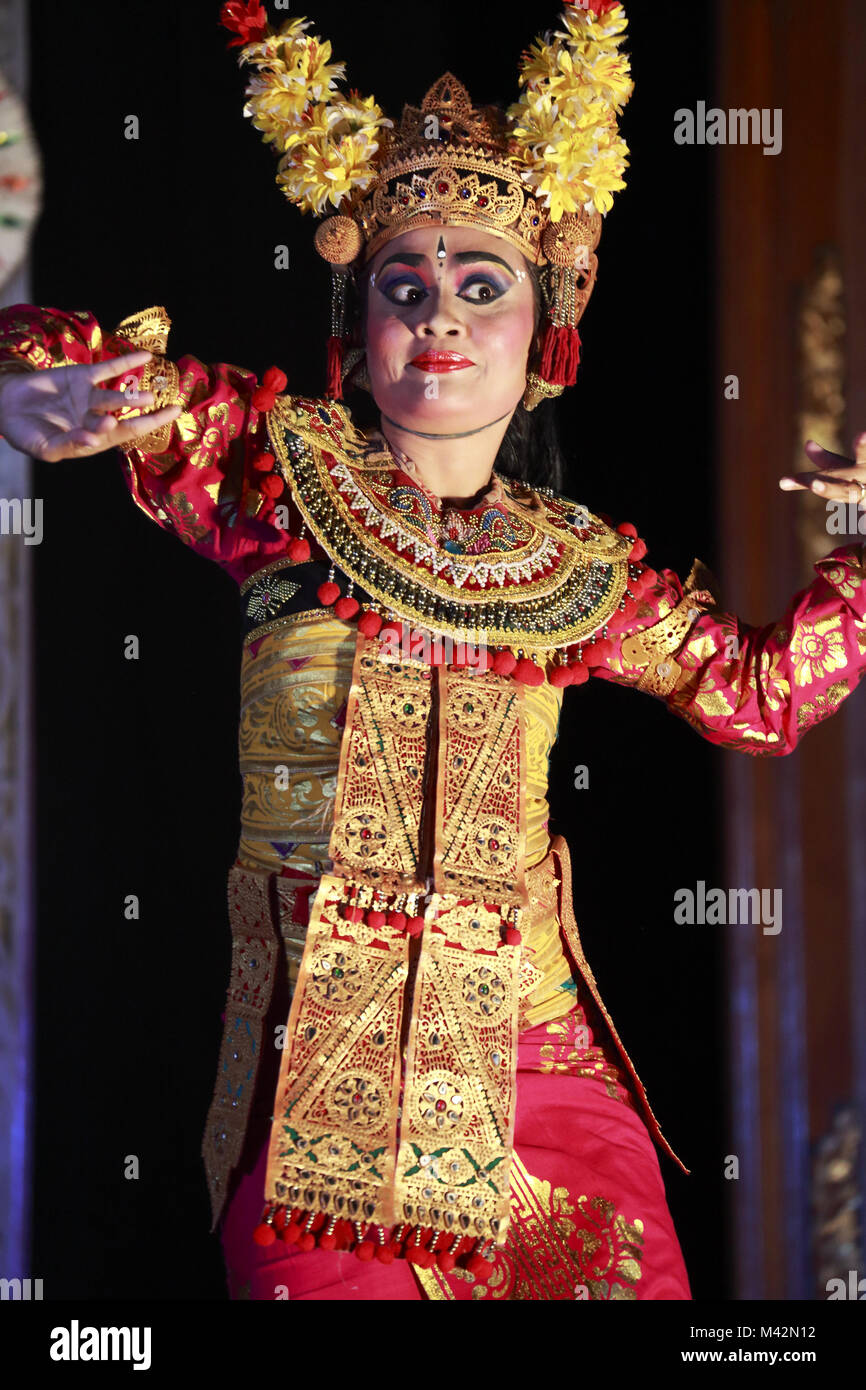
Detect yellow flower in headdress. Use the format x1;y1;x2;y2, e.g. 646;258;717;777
278;95;391;214
240;17;346;149
508;2;633;219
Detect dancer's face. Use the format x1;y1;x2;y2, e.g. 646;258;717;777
363;224;537;432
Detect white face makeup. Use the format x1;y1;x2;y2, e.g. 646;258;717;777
363;223;536;437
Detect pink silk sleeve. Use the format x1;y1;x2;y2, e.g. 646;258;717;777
590;541;866;756
0;302;292;583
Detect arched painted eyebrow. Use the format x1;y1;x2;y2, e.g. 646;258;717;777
376;249;517;277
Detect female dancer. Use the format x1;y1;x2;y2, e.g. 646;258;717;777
1;2;864;1301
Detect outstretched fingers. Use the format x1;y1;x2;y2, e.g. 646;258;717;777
779;436;866;502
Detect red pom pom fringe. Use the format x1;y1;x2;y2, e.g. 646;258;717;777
317;580;341;606
287;536;311;562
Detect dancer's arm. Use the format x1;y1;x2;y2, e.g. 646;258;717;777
0;303;294;581
590;437;866;755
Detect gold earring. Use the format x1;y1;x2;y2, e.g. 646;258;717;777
522;371;564;412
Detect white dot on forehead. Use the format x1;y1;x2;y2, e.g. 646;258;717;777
436;236;447;260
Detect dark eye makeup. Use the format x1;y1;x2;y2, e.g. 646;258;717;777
377;267;511;307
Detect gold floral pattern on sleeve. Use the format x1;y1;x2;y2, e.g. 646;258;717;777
592;541;866;757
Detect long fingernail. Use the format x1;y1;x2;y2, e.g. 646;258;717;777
813;481;825;491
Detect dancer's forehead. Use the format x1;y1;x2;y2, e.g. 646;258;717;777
368;225;525;277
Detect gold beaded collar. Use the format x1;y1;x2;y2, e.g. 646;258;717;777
266;395;635;654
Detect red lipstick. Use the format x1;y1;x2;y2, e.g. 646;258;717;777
409;351;475;372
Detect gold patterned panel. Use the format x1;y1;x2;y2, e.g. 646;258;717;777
202;865;282;1229
412;1152;645;1300
328;639;433;893
434;667;528;907
395;925;522;1244
264;874;411;1227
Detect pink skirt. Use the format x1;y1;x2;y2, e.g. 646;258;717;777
219;1008;692;1301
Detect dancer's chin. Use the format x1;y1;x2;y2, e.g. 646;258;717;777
373;381;495;432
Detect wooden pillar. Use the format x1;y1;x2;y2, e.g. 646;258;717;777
716;0;865;1299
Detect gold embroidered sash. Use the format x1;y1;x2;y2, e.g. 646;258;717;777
261;636;529;1258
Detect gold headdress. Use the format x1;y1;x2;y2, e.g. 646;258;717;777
220;1;632;403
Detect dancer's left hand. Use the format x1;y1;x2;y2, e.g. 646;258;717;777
779;433;866;500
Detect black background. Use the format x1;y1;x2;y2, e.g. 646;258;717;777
27;0;729;1299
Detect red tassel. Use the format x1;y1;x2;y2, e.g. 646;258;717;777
406;915;425;938
538;323;581;387
548;664;573;688
568;662;590;686
288;536;311;563
253;1223;276;1247
355;1240;376;1262
326;336;344;401
387;909;407;930
376;1243;395;1264
629;539;647;562
616;521;638;539
334;595;360;619
437;1250;457;1273
317;580;341;606
252;451;275;472
367;909;386;930
505;927;522;946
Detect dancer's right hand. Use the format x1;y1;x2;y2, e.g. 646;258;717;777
0;350;182;461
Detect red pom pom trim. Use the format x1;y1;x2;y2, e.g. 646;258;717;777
317;580;341;606
548;665;573;688
492;650;517;676
262;366;287;394
358;611;383;637
582;638;614;667
260;473;284;498
512;657;545;686
287;536;311;562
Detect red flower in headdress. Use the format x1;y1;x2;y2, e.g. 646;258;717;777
566;0;622;14
220;1;269;48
